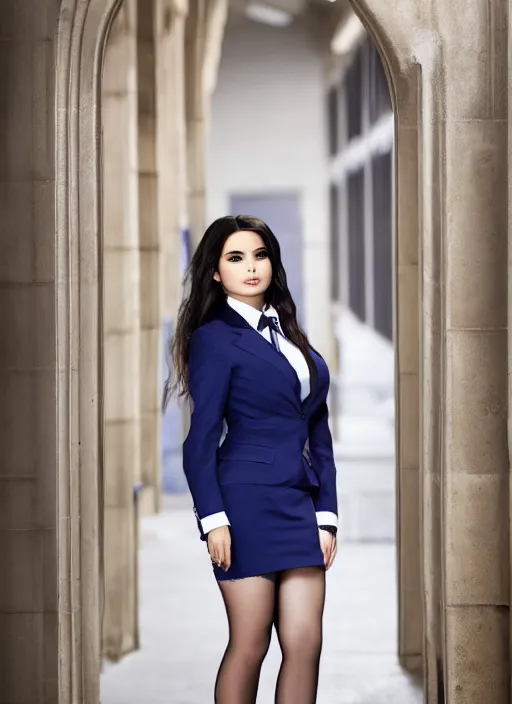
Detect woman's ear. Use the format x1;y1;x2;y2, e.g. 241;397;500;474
213;271;221;283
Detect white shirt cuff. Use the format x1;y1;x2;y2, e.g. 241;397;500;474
316;511;338;528
201;511;230;535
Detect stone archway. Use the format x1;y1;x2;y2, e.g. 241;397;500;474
56;1;125;701
53;1;511;703
350;1;510;702
348;0;426;677
56;0;191;699
58;1;426;700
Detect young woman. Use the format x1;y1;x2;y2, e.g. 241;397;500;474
165;215;338;703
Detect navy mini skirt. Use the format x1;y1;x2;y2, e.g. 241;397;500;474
211;483;325;582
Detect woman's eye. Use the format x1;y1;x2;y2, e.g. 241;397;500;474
228;255;242;262
256;250;268;258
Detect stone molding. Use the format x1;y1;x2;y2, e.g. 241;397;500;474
56;1;126;701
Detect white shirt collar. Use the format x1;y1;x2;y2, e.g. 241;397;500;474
226;296;281;332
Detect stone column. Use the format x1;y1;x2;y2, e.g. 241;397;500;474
394;78;423;675
0;2;60;701
439;1;509;701
154;0;190;474
102;0;142;661
350;0;428;674
154;0;188;320
414;30;444;700
185;0;228;247
137;0;161;517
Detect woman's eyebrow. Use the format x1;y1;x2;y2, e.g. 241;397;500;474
224;247;266;257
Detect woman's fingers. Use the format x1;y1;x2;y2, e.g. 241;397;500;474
207;526;232;571
223;537;231;571
319;530;337;570
217;535;231;571
323;542;330;566
216;542;225;569
319;530;330;566
326;538;337;570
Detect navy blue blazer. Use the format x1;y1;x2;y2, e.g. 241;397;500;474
182;301;338;536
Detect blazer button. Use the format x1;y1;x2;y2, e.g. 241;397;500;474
300;413;306;419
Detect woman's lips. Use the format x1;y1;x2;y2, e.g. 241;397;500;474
244;278;260;285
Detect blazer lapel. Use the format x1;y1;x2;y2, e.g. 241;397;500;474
212;300;321;408
233;328;302;401
214;301;301;402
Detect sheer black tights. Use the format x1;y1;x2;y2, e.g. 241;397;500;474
273;567;325;704
214;567;325;704
214;575;275;703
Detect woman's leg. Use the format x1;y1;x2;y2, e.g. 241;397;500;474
215;574;276;704
274;567;326;704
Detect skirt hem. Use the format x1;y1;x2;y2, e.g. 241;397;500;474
214;558;325;582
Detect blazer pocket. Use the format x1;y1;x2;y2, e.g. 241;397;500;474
218;444;275;464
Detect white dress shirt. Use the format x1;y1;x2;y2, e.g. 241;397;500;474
199;296;338;536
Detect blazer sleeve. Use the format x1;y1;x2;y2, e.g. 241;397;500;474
182;327;232;538
308;400;338;526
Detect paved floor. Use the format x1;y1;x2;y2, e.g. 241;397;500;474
101;495;423;704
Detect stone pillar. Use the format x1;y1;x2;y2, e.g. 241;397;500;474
350;0;428;675
154;0;189;472
439;1;509;701
154;0;188;320
185;0;228;247
394;78;423;675
0;2;60;701
137;0;162;516
415;29;444;700
102;0;142;661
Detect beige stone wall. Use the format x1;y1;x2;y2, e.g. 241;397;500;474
0;2;60;701
438;2;509;701
102;0;141;662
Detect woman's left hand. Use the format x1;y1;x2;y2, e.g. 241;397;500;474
319;530;337;570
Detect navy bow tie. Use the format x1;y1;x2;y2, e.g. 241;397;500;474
257;314;281;351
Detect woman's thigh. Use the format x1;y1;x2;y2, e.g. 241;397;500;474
275;567;326;650
218;575;277;655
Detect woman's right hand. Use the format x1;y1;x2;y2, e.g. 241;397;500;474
207;525;231;571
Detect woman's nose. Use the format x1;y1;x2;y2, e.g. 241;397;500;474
247;260;256;271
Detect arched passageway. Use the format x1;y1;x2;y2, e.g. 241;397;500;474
0;0;509;702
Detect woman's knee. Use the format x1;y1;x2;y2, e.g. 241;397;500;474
280;628;322;660
230;632;272;665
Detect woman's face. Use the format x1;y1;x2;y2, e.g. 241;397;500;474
213;230;272;307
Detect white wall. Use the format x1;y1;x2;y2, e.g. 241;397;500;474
206;14;334;360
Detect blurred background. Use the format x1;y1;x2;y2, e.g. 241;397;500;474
98;1;418;701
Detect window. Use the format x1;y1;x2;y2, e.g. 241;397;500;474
345;47;362;140
372;151;393;340
330;184;340;300
347;169;366;321
327;86;338;157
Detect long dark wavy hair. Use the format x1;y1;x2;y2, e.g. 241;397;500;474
162;214;319;409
